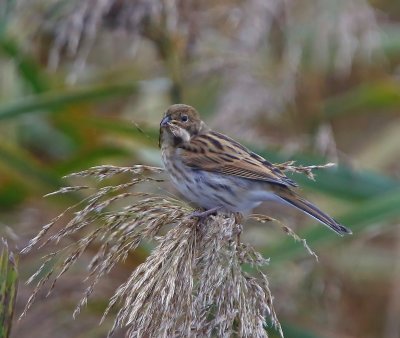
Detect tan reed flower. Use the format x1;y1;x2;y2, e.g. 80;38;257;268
21;162;331;337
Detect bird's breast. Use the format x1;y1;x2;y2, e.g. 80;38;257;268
161;147;266;213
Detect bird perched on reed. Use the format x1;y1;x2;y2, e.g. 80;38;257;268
159;104;351;236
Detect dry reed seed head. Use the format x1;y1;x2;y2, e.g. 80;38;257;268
63;165;164;180
248;214;318;261
21;165;165;254
105;215;279;338
274;161;336;181
21;162;333;336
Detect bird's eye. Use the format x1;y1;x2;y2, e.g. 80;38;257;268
181;115;188;122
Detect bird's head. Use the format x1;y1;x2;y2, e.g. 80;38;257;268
159;104;208;147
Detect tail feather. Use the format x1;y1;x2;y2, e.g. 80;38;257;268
278;192;352;236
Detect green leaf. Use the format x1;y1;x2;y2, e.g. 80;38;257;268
0;240;18;338
0;82;138;120
323;80;400;119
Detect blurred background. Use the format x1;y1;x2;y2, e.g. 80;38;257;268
1;0;400;337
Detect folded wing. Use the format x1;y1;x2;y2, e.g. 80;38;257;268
179;131;297;187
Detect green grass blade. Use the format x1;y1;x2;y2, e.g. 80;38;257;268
289;163;399;201
54;146;132;175
0;82;138;120
0;143;62;190
0;240;18;338
80;116;159;147
0;37;49;93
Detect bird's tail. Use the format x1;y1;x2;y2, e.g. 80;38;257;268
277;191;352;236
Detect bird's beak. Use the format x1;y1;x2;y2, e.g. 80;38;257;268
160;115;171;127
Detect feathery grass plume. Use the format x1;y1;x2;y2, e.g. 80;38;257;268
274;161;336;181
21;162;329;337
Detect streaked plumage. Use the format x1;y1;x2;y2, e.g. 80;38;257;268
159;104;352;236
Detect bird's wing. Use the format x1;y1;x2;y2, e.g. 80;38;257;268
178;131;297;187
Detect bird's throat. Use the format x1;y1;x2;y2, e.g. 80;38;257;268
173;136;183;146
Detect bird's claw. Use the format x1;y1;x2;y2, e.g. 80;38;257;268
189;206;222;225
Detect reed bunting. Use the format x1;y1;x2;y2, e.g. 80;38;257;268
159;104;351;235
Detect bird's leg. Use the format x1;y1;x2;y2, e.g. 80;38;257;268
189;206;222;223
234;212;244;224
233;212;244;247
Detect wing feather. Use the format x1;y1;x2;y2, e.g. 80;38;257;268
179;131;297;187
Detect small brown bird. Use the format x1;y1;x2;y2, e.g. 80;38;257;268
159;104;351;236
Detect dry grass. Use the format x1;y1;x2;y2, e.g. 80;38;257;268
20;162;329;337
14;0;380;113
